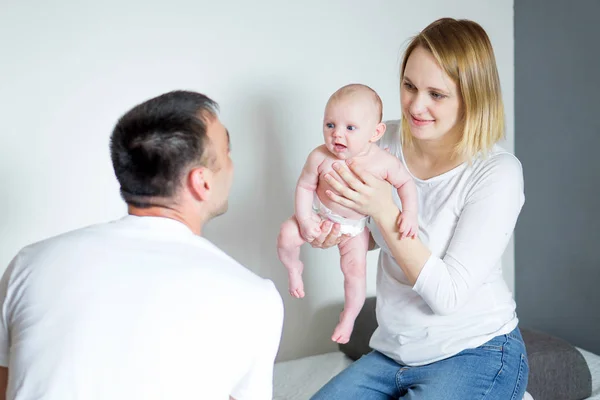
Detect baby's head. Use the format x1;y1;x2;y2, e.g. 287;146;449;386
323;84;386;159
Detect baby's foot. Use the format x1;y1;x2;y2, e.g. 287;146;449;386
288;270;305;298
331;319;354;344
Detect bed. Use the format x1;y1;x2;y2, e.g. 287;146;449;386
274;347;600;399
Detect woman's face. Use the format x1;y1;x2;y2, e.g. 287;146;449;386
401;46;462;143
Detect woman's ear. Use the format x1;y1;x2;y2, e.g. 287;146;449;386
369;122;387;143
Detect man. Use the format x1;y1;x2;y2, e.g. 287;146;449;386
0;91;284;400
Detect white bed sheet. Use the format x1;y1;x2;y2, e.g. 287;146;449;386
274;348;600;400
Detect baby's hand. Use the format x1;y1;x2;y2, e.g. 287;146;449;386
298;214;323;242
398;210;418;239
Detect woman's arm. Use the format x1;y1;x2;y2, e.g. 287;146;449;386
325;166;430;283
325;155;524;315
371;204;431;283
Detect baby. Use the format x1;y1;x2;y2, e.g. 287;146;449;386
277;84;418;344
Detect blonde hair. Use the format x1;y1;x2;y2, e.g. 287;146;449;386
400;18;505;159
328;83;383;123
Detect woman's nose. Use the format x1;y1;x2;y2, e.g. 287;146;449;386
409;94;428;115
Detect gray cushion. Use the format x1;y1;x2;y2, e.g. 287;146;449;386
522;329;591;400
338;297;592;400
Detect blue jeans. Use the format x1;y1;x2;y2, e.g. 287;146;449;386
311;327;529;400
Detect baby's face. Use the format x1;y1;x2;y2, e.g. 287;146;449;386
323;96;379;160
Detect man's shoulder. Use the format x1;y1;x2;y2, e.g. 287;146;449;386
213;253;282;304
2;221;116;286
9;219;283;308
182;238;283;305
16;221;113;257
203;254;284;324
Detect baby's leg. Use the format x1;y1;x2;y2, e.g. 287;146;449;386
332;228;370;344
277;216;308;298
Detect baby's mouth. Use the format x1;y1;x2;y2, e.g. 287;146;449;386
333;143;347;152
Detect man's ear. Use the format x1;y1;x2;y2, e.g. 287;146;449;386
188;167;211;201
369;122;387;143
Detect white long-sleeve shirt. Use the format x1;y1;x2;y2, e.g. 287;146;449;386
368;120;524;366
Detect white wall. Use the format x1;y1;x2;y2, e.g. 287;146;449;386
0;0;514;362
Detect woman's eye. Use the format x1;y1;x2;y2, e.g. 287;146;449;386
430;92;445;100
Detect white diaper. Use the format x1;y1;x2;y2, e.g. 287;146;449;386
312;194;368;237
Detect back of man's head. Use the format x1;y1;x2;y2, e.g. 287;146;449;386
110;90;219;208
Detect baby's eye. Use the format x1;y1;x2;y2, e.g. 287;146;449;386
347;125;356;131
326;123;335;129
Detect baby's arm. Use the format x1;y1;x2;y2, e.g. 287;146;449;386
295;146;328;240
381;153;419;238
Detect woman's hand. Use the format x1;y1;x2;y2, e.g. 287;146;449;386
323;159;397;222
306;219;350;249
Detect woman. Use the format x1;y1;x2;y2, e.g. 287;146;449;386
310;18;529;399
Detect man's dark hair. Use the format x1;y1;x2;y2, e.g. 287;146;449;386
110;90;219;208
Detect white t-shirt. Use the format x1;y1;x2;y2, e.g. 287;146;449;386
0;215;283;400
369;120;524;366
